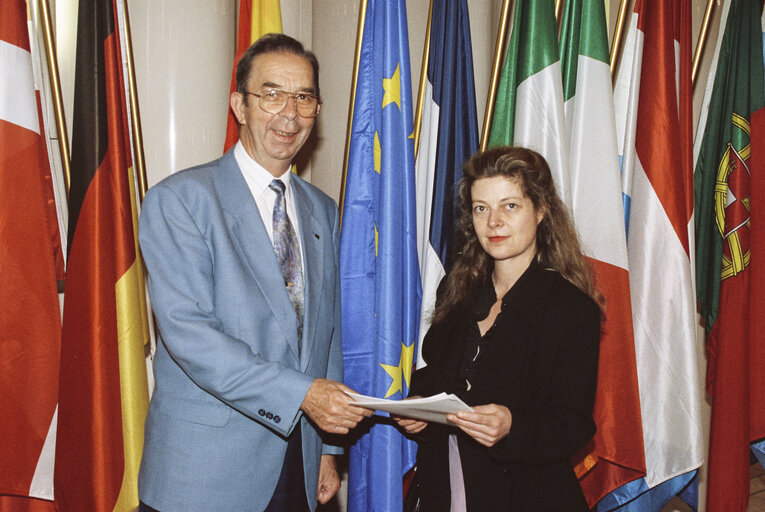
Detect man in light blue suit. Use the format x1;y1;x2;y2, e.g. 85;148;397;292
137;34;371;512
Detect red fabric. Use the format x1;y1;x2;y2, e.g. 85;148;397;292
751;108;765;444
633;0;693;256
574;259;645;506
223;0;253;152
0;496;56;512
0;0;61;498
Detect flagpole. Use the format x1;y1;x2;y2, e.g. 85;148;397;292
413;0;434;158
340;0;368;226
609;0;630;80
120;0;148;201
37;0;71;199
479;0;513;151
691;0;716;88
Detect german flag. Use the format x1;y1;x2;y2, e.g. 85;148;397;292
54;1;150;510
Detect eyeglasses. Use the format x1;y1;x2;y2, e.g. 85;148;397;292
246;89;322;118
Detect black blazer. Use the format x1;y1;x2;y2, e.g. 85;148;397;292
410;261;601;511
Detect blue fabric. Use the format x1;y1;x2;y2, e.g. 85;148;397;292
753;439;765;467
427;0;479;266
340;1;421;510
597;471;697;512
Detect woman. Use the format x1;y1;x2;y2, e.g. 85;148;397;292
396;147;601;511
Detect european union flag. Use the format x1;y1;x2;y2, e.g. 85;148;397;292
340;0;421;510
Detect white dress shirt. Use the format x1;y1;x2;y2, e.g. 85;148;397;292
234;142;304;274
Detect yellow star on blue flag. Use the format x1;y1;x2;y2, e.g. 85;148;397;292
380;342;415;398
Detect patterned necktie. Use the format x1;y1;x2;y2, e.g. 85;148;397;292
269;179;304;342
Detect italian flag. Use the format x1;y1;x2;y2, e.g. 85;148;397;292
559;0;645;506
488;0;571;203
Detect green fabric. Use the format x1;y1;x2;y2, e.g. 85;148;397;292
488;0;559;147
560;0;610;103
694;0;765;331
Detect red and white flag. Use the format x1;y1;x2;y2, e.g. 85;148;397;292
0;0;62;506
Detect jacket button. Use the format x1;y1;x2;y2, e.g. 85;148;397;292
274;415;281;423
258;409;266;417
266;412;274;420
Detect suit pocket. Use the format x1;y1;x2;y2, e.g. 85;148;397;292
155;392;232;427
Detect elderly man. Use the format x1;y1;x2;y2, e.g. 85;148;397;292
137;34;370;512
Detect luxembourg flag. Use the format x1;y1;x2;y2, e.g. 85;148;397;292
606;0;704;509
414;0;478;367
559;0;645;506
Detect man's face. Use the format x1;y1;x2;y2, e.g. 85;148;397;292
231;51;317;176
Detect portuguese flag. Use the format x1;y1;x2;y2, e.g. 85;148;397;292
54;1;150;510
694;0;765;509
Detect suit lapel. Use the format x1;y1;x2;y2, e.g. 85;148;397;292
292;177;324;371
213;152;301;361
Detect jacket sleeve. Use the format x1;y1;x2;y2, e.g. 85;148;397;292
489;295;601;465
140;183;314;437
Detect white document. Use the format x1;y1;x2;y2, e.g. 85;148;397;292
347;392;473;425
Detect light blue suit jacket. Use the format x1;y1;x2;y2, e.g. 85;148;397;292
137;151;343;511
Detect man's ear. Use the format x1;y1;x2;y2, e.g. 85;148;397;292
230;91;245;124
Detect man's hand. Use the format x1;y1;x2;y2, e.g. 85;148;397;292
446;404;512;447
300;378;373;434
317;454;341;504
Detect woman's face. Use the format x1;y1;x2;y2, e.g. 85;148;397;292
471;175;543;268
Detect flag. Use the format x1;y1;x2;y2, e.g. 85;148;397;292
0;0;61;505
487;0;571;204
753;5;765;472
414;0;478;367
693;0;765;508
340;0;421;510
223;0;282;152
605;0;704;509
558;0;645;506
54;0;150;510
749;107;765;471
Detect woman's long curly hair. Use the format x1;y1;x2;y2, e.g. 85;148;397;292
432;146;602;324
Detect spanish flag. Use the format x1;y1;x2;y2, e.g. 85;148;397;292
54;0;150;510
223;0;282;152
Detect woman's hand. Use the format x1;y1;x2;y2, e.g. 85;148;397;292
392;415;429;434
447;404;512;447
391;395;429;434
